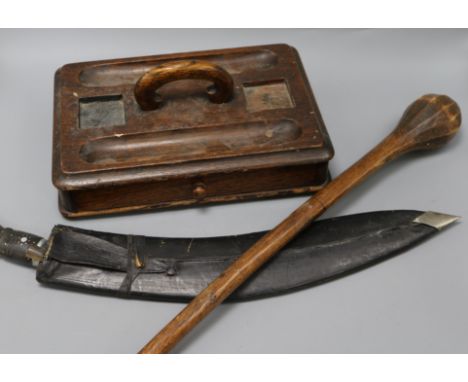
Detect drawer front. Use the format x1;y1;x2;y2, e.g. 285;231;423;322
59;163;329;218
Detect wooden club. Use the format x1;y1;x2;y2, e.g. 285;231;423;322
139;94;461;354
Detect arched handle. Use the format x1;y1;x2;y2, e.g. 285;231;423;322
134;60;234;111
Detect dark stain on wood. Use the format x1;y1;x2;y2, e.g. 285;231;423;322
52;44;334;218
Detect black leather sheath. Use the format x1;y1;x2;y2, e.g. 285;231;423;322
35;210;437;301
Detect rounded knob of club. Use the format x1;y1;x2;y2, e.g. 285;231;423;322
394;94;461;153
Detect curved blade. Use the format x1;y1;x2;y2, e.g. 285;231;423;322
36;210;458;301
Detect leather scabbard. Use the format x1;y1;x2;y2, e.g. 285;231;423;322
35;210;440;301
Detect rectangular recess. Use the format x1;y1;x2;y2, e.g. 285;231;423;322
243;80;294;113
79;95;126;129
54;44;334;217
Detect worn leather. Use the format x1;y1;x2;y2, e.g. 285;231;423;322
36;210;437;301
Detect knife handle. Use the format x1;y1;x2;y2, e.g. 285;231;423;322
0;226;46;266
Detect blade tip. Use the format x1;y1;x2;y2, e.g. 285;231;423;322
413;211;461;230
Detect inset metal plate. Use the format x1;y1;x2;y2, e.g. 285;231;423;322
79;95;126;129
243;80;294;112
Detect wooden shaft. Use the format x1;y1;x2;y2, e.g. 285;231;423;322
139;94;461;354
138;139;393;354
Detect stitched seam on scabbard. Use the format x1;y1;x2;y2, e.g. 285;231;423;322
119;235;140;295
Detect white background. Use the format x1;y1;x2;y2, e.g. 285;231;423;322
0;29;467;355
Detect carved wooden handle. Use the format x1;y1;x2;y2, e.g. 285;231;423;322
134;60;234;111
138;94;461;354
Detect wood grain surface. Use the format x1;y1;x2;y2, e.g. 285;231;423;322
138;94;461;354
52;44;335;218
